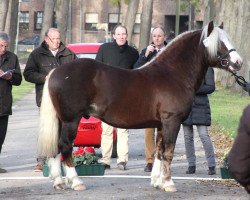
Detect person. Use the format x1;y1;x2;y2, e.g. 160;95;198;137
96;24;139;170
182;67;216;175
134;26;167;172
23;28;76;172
0;32;22;173
228;105;250;194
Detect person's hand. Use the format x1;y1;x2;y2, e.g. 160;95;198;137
0;69;13;80
0;69;4;77
144;44;155;58
243;83;250;96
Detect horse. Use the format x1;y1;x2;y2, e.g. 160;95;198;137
37;21;242;191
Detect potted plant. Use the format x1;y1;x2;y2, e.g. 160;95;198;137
220;153;233;179
42;147;105;177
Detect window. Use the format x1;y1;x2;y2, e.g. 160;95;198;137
108;13;123;32
19;11;29;23
19;11;29;31
85;13;98;31
133;13;141;34
34;11;43;30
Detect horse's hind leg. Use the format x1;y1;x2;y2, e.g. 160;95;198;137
48;154;66;190
59;121;86;191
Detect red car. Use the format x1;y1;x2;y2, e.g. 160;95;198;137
67;43;117;153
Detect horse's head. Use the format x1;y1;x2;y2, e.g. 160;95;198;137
201;21;243;73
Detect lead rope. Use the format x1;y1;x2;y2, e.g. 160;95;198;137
230;71;250;95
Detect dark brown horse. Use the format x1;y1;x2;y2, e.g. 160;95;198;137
38;21;242;191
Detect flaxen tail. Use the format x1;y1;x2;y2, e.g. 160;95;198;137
37;69;59;158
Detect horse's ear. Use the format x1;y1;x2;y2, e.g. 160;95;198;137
219;22;224;29
207;21;214;37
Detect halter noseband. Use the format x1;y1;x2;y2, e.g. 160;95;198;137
218;49;241;70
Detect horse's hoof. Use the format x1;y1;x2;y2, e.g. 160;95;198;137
73;183;86;191
53;183;66;190
164;186;177;192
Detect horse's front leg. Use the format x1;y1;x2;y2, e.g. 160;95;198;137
60;121;86;191
159;119;181;192
151;129;163;187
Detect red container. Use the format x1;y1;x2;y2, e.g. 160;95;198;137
74;117;102;147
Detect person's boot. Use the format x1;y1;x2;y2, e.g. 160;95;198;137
208;166;216;175
0;167;7;173
186;166;196;174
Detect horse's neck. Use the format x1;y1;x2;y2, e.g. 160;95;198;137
162;30;209;92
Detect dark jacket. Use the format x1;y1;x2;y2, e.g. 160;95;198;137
228;105;250;193
134;41;167;68
95;40;139;69
182;67;215;126
23;41;76;107
0;51;22;116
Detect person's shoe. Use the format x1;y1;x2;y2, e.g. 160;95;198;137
208;166;216;175
117;162;126;170
144;163;153;172
34;163;43;172
103;164;111;170
186;166;196;174
0;167;7;173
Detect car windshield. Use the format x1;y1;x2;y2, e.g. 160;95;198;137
76;53;97;59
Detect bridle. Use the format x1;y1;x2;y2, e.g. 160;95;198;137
218;48;242;70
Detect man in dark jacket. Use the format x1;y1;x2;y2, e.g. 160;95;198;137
96;25;139;170
134;26;167;173
228;105;250;194
182;67;216;175
0;32;22;173
23;28;76;171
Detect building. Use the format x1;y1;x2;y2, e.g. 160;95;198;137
19;0;204;47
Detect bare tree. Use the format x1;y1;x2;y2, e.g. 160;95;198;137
0;0;9;31
139;0;153;52
124;0;139;45
204;0;250;93
40;0;56;44
56;0;69;44
5;0;18;52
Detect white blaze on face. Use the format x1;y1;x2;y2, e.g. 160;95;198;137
220;30;243;67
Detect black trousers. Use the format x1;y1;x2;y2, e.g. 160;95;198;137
0;116;9;153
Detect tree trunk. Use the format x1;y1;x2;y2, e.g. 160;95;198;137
124;0;139;45
0;0;9;31
139;0;153;52
204;0;250;94
40;0;56;44
56;0;69;44
5;0;18;52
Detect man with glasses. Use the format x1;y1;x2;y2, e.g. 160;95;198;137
23;28;76;172
96;25;139;170
0;32;22;173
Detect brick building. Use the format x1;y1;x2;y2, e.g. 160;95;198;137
19;0;204;47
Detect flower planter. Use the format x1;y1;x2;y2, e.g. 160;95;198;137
42;163;105;177
220;167;233;179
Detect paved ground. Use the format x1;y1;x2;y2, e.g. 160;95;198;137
0;91;249;199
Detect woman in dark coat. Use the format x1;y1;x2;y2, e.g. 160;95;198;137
228;105;250;194
182;67;216;175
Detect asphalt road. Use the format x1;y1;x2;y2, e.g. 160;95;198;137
0;91;249;200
